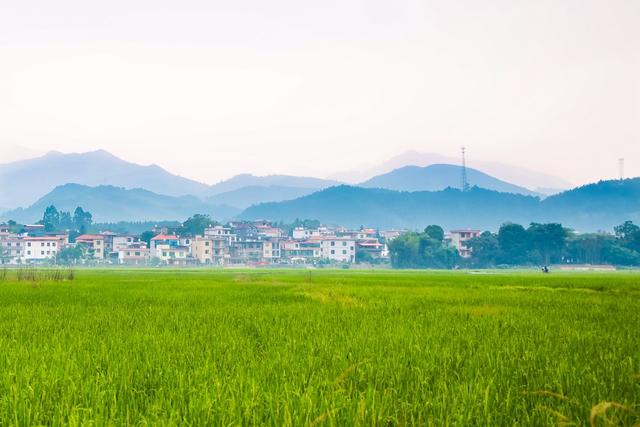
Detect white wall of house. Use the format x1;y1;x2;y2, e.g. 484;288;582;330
24;238;59;262
320;239;356;263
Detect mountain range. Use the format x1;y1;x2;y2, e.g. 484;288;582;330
241;179;640;232
0;149;556;212
2;149;634;231
0;150;210;209
2;184;240;224
0;150;340;211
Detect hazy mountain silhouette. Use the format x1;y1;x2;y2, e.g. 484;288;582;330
359;164;540;196
2;184;239;223
0;150;211;209
332;150;572;191
206;185;319;209
207;174;340;197
241;178;640;231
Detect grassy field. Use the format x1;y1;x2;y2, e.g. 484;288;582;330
0;269;639;425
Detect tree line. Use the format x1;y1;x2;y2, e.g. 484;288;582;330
388;221;640;268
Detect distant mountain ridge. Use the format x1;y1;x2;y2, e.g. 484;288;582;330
332;150;572;192
2;184;239;223
0;150;211;209
241;178;640;231
0;150;342;211
359;164;540;196
206;185;320;209
207;174;340;197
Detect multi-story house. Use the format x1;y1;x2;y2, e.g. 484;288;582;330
75;235;106;260
280;239;321;263
112;235;138;253
118;243;150;265
154;243;189;265
191;237;227;265
356;240;385;260
229;222;260;240
204;226;237;245
449;229;481;258
23;236;62;263
230;240;264;264
292;227;321;240
150;234;180;253
0;232;24;264
320;237;356;263
256;225;283;239
262;239;281;262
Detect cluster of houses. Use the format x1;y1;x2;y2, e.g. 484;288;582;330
0;221;481;266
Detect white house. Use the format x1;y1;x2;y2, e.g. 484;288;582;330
23;236;61;262
319;237;356;263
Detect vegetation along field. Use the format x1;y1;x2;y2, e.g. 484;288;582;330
0;269;639;425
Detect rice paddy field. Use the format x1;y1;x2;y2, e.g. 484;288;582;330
0;269;639;426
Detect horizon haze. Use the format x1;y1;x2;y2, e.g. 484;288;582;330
1;0;638;185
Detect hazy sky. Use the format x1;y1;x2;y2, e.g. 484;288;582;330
1;0;638;185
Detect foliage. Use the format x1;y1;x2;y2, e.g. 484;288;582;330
56;246;85;265
179;214;217;236
465;231;499;267
42;205;61;232
0;270;638;425
140;231;156;246
424;224;444;242
388;226;458;268
468;221;640;267
73;207;93;233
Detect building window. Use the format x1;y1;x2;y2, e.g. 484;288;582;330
342;242;347;246
342;250;347;255
331;250;335;254
331;241;335;246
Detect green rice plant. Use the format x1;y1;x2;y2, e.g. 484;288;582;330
0;269;637;425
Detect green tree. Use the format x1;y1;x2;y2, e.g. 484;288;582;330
497;223;529;265
180;214;216;236
42;205;60;232
424;225;444;242
614;221;640;252
140;231;156;246
527;223;568;265
388;230;458;269
56;246;84;265
466;231;499;267
59;211;74;229
73;207;93;233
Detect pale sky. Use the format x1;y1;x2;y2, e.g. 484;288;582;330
1;0;638;185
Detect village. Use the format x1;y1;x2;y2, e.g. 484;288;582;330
0;221;479;266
